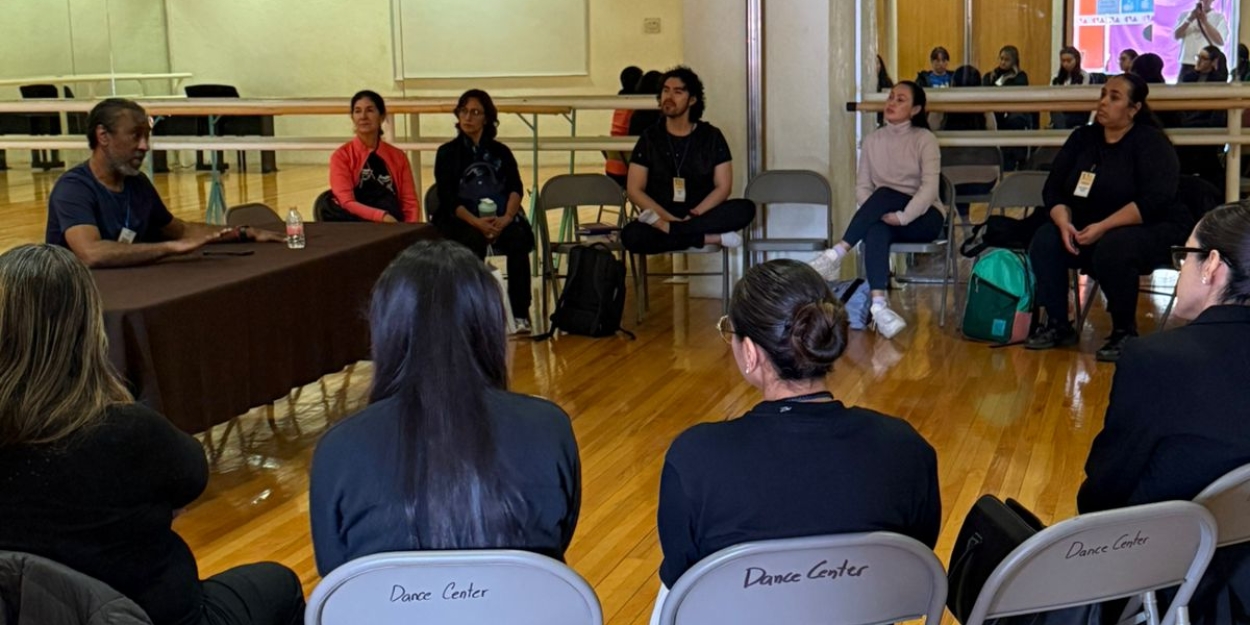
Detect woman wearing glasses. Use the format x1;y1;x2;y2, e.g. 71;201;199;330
1079;201;1250;624
1024;74;1190;362
650;259;940;620
433;89;535;333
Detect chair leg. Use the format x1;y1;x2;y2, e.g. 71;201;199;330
634;253;647;324
641;255;651;312
721;248;730;314
1159;282;1178;330
1076;278;1099;330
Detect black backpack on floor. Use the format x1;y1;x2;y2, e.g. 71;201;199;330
534;244;635;340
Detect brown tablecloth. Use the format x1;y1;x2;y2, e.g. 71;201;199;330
95;223;437;433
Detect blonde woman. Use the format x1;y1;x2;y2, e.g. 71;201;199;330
0;244;304;625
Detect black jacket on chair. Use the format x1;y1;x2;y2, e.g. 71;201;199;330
1079;305;1250;624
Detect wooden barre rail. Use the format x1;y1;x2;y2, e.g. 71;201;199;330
0;96;666;116
850;84;1250;112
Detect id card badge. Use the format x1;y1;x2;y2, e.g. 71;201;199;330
673;177;687;203
1074;171;1096;198
118;228;137;244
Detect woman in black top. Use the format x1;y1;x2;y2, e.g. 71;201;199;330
433;89;535;333
1052;46;1092;129
1179;46;1230;188
651;260;940;615
310;240;580;576
1079;202;1250;624
0;244;304;625
1025;74;1189;362
984;45;1033;168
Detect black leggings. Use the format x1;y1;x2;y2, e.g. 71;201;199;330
438;216;535;318
620;199;756;254
195;562;305;625
1028;221;1181;333
842;187;944;291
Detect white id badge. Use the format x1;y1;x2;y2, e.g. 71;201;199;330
1074;171;1096;198
673;177;687;203
118;228;137;244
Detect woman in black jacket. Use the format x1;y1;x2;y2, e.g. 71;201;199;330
432;89;536;333
1080;201;1250;624
1024;73;1190;362
984;45;1033;168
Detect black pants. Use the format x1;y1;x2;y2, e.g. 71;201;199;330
196;562;305;625
438;216;535;318
1028;221;1180;333
843;187;944;291
620;199;755;254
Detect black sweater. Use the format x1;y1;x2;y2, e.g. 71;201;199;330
1079;306;1250;624
0;404;207;625
432;135;524;225
657;399;941;588
1043;123;1187;230
310;389;581;576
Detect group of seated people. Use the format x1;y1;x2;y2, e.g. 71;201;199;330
4;191;1250;621
44;67;758;338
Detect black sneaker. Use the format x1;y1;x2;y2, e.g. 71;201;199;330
1025;322;1079;350
1096;330;1136;363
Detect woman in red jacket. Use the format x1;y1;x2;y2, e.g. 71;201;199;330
328;90;420;223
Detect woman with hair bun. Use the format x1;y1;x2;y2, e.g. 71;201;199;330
652;259;940;602
1079;201;1250;624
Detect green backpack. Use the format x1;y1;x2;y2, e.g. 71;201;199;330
962;248;1034;344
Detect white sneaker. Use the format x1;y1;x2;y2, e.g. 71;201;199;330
870;303;907;339
637;209;660;225
513;318;532;334
807;249;843;281
719;231;742;248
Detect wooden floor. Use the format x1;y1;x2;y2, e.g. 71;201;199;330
0;159;1181;624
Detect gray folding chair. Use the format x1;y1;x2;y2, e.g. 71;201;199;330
225;203;283;227
1195;463;1250;548
941;146;1003;207
536;174;630;328
741;169;833;271
657;533;947;625
962;501;1217;625
632;220;736;322
306;550;603;625
986;171;1048;216
881;174;959;327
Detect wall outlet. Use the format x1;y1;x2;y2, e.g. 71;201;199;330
643;18;661;34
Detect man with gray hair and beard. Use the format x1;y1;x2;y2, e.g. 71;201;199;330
46;98;283;268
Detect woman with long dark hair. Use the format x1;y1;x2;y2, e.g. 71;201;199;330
1079;201;1250;623
432;89;536;333
1052;46;1093;129
985;45;1033;168
310;239;580;575
1119;48;1139;74
808;81;943;339
1025;73;1190;362
0;244;305;625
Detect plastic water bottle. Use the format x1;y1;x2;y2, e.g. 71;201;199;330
286;207;305;249
478;198;498;217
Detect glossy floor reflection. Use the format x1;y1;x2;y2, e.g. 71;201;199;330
0;162;1179;624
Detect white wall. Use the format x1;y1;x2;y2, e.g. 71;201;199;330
0;0;169;98
165;0;684;165
680;0;861;296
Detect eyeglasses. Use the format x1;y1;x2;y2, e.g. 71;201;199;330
716;315;736;344
1197;54;1212;61
1172;246;1212;270
457;108;485;119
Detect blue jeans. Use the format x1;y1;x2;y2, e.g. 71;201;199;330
843;187;944;291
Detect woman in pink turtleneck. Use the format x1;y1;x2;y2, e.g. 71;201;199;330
808;81;943;339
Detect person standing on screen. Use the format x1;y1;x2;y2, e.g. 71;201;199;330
1174;0;1227;75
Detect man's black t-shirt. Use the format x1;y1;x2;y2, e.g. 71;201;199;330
630;122;732;217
